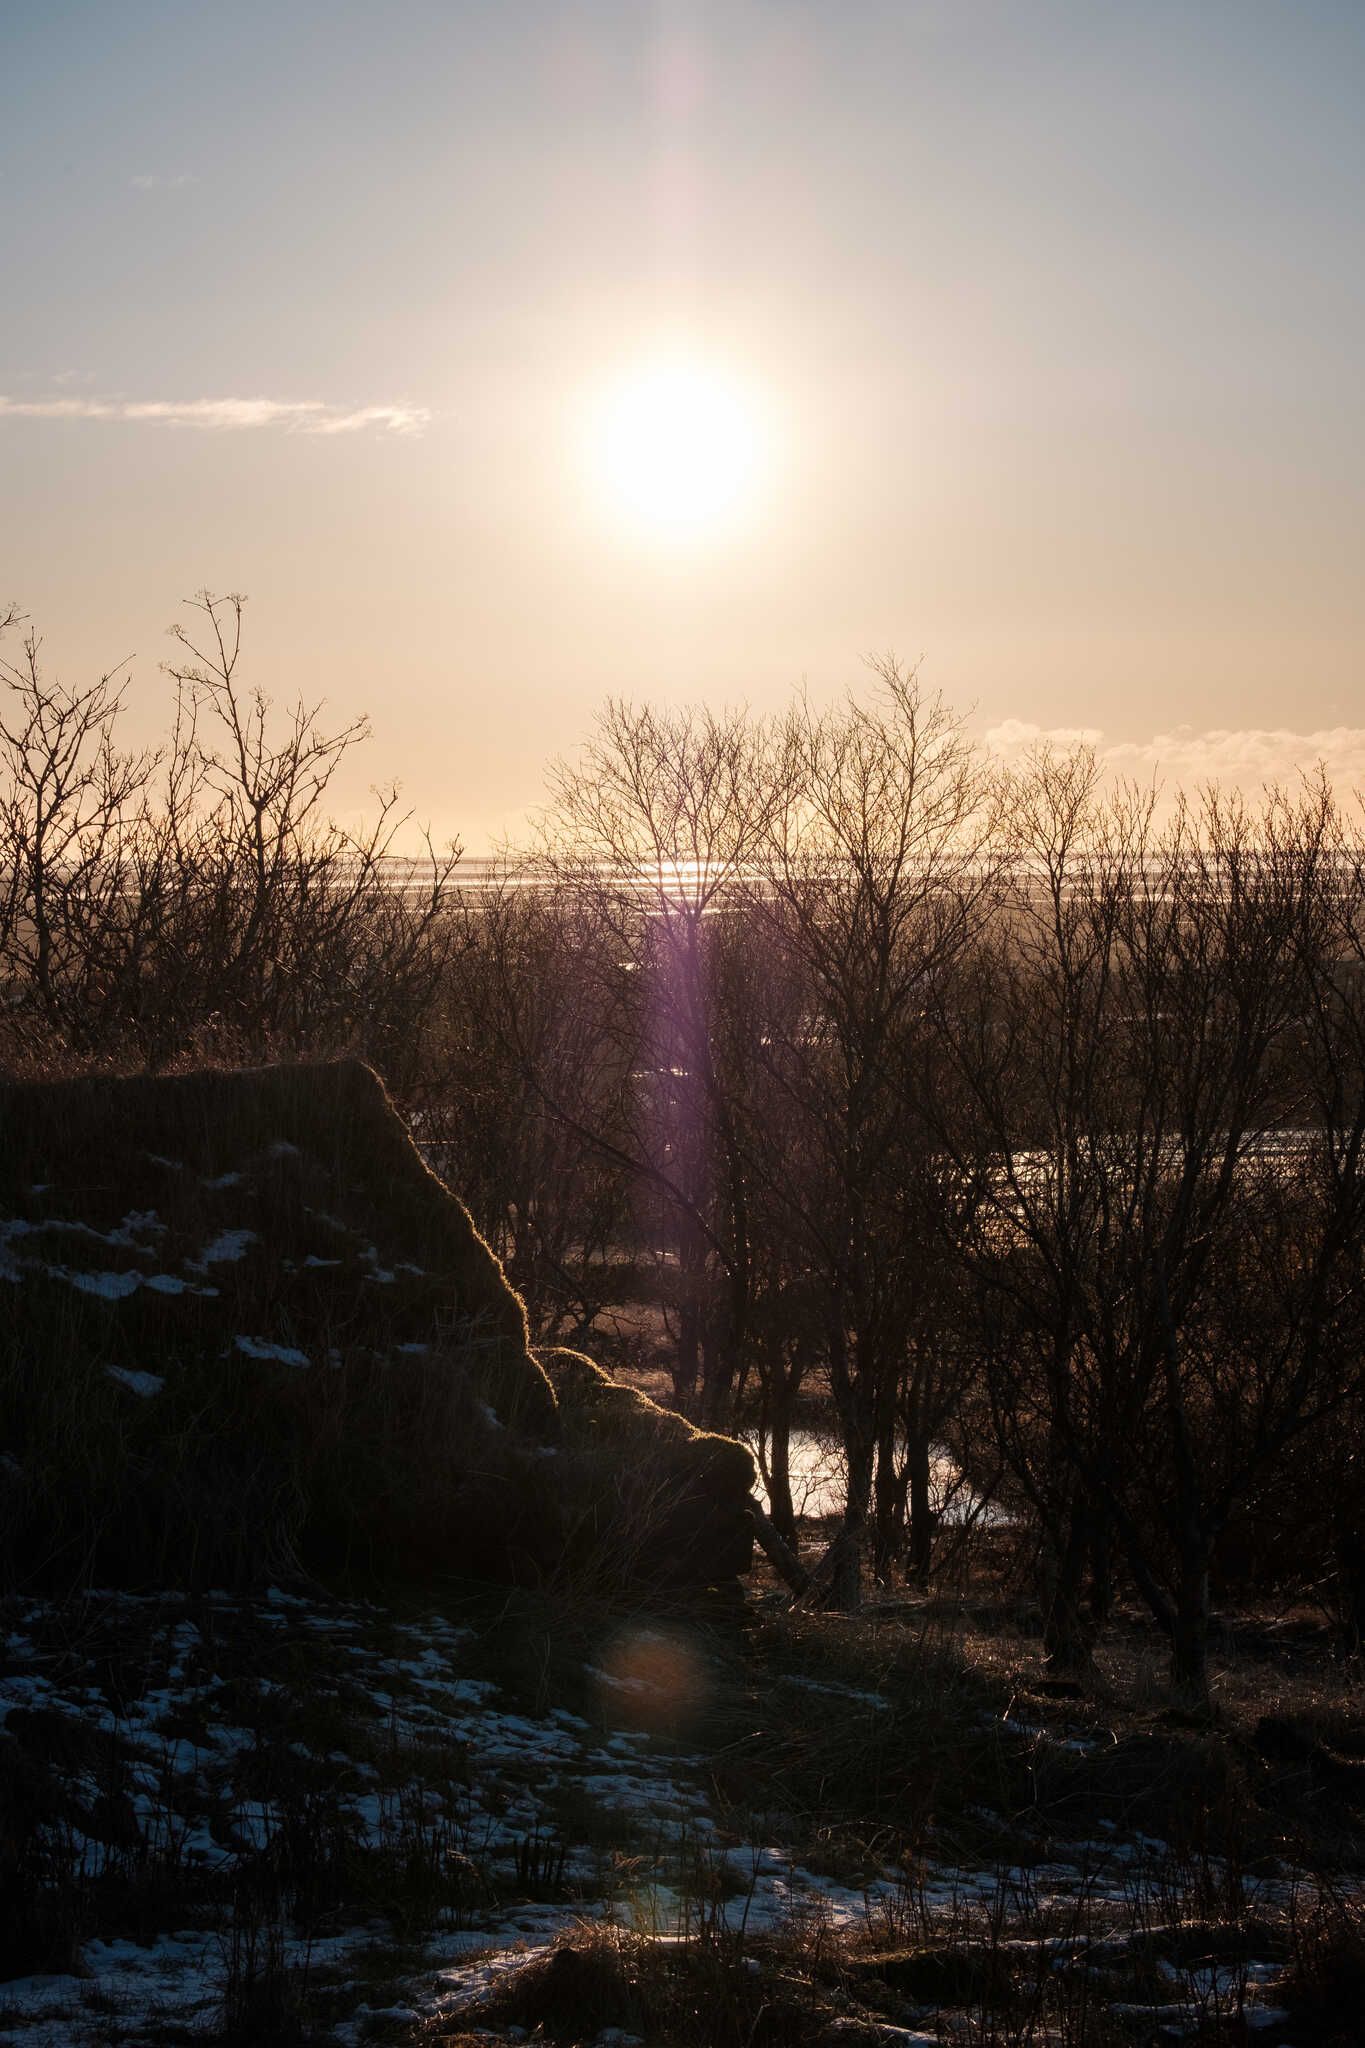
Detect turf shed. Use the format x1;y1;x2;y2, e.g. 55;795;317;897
0;1060;754;1592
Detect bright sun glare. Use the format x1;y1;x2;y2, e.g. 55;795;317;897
595;362;762;541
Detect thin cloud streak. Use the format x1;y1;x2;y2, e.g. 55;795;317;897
0;394;429;437
987;718;1365;791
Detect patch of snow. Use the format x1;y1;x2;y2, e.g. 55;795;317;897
200;1170;242;1190
105;1366;165;1397
586;1664;657;1697
1;1213;203;1300
194;1228;257;1266
59;1267;143;1299
106;1208;167;1245
305;1206;353;1235
233;1336;310;1369
143;1271;210;1295
4;1212;165;1256
780;1673;891;1711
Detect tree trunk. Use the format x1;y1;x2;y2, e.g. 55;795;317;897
750;1500;809;1596
700;1328;735;1429
1041;1492;1096;1677
1338;1528;1365;1656
828;1427;873;1612
824;1313;872;1612
906;1429;935;1589
823;1525;863;1613
871;1417;904;1583
672;1294;700;1414
1169;1546;1212;1713
765;1386;798;1549
1086;1505;1114;1632
671;1208;706;1415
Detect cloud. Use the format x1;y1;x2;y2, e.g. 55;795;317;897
985;718;1365;792
986;716;1104;752
299;404;432;437
0;394;429;438
129;172;197;190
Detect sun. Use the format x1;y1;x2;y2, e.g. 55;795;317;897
593;360;762;541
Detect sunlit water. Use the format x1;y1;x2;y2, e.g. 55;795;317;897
745;1427;995;1524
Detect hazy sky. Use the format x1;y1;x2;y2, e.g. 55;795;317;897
3;1;1363;846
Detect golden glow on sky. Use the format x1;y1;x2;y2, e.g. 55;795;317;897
3;6;1364;848
592;360;763;542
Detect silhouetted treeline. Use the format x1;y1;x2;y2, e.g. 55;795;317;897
4;596;1363;1704
0;595;455;1084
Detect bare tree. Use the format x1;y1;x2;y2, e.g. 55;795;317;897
749;664;1006;1607
425;864;637;1337
0;620;157;1051
935;758;1353;1704
1;593;459;1081
528;700;789;1419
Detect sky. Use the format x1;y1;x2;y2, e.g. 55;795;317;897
2;0;1363;848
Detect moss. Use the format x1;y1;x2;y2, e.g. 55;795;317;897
542;1349;756;1585
545;1349;753;1485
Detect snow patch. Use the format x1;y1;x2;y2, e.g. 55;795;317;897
59;1267;143;1299
105;1365;166;1397
187;1228;258;1271
234;1335;310;1368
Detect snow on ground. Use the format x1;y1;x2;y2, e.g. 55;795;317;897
194;1227;258;1266
233;1333;311;1367
0;1590;1303;2045
0;1589;739;2043
104;1365;166;1397
0;1209;239;1301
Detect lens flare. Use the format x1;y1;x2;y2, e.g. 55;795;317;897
592;1628;708;1734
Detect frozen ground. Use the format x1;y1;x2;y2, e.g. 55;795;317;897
0;1587;1303;2044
